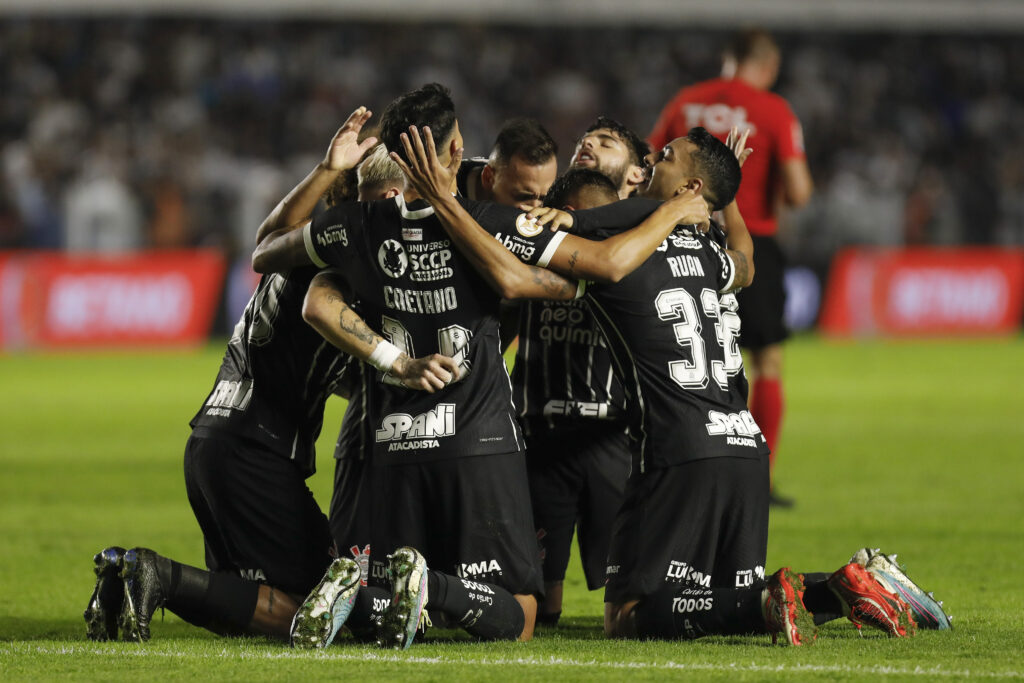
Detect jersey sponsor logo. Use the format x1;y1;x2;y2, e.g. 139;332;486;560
204;379;253;415
401;226;423;241
668;229;702;250
515;213;543;238
493;232;536;262
456;561;502;580
375;403;455;447
537;300;605;347
404;241;455;282
238;568;266;582
543;399;617;420
683;103;757;137
383;285;458;314
371;560;388;580
666;254;706;278
705;410;763;448
316;224;348;248
672;595;714;614
349;544;371;587
378;240;409;278
665;560;711;587
735;565;766;588
606;565;620;575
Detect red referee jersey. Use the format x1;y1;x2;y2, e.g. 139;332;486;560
648;77;805;236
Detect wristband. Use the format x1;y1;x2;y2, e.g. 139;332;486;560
367;340;402;374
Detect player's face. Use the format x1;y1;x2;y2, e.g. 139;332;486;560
488;154;558;211
640;138;700;201
570;128;637;194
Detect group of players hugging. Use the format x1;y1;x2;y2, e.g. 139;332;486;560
84;30;951;650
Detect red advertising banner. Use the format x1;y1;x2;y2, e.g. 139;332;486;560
820;247;1024;336
0;250;226;349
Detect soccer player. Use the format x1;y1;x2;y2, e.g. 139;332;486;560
649;29;814;507
457;117;558;211
252;84;710;648
512;117;651;625
391;123;928;645
82;112;452;644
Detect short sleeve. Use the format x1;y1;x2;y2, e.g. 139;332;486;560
304;204;362;268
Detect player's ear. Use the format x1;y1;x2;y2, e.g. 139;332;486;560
481;163;496;191
679;177;703;195
384;186;401;199
625;164;646;188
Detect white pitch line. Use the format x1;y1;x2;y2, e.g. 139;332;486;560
3;644;1021;679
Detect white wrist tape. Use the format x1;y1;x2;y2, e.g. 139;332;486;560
367;340;402;374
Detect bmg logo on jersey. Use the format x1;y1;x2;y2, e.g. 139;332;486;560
493;232;536;262
376;403;455;450
705;409;763;448
316;224;348;247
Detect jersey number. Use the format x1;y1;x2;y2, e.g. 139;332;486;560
380;316;473;381
654;287;741;391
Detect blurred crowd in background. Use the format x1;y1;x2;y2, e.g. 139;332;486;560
2;19;1022;269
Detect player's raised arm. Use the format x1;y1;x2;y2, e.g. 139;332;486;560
718;126;755;290
252;107;377;273
303;271;461;393
392;127;582;302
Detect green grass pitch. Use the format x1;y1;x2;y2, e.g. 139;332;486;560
1;336;1022;680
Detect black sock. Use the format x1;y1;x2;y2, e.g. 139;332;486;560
536;610;561;626
801;572;844;625
154;556;259;635
425;571;525;641
633;584;764;640
343;586;392;641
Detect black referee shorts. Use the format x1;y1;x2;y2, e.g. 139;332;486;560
604;455;769;605
184;429;335;597
526;422;630;590
737;234;789;350
369;451;544;598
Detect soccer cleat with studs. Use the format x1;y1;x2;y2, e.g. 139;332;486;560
376;547;429;650
118;547;166;642
84;546;126;641
850;548;952;630
828;561;917;637
290;557;363;649
763;567;817;646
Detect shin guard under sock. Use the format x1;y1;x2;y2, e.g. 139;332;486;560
633;584;765;640
154;556;258;634
425;571;525;641
801;572;844;625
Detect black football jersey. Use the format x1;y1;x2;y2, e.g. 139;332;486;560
456;157;488;199
190;266;351;476
303;194;570;464
585;225;769;472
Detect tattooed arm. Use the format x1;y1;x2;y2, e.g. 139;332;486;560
303;271;461;392
718;200;754;290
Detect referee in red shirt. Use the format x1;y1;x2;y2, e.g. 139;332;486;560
649;29;813;507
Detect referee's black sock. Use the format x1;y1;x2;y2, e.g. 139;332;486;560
154;555;259;635
343;586;392;641
800;572;844;625
425;571;525;641
633;584;764;640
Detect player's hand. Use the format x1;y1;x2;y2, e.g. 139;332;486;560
666;188;711;232
390;353;461;393
390;125;462;203
322;107;378;172
725;126;753;168
527;206;574;232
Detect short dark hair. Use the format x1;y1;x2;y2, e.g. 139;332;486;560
491;118;558;167
379;83;457;163
724;29;779;64
685;127;741;211
580;116;650;167
545;168;619;209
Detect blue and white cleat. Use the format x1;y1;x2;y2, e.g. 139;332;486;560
851;548;952;630
376;547;429;650
290;557;363;649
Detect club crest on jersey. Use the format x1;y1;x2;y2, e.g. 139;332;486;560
378;240;408;278
349;544;371;587
515;213;543;238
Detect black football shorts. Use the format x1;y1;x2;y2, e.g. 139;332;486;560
604;455;769;604
737;234;789;350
